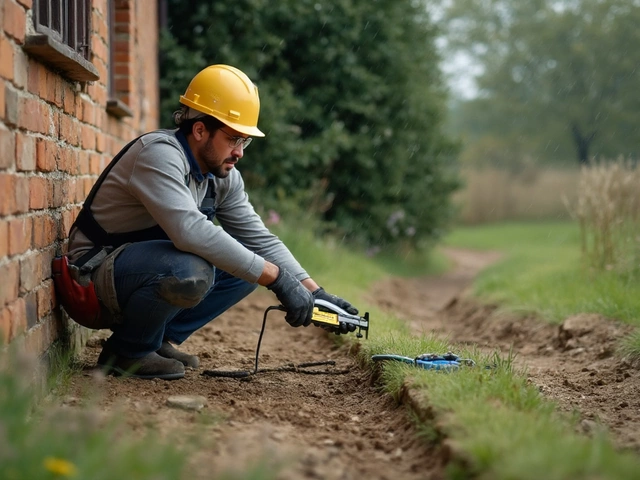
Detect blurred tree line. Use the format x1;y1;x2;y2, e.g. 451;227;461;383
158;0;459;250
437;0;640;166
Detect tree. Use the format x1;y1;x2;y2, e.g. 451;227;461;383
439;0;640;164
159;0;459;248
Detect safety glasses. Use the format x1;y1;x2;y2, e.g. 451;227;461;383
219;129;253;150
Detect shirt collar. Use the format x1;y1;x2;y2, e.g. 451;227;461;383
175;130;213;183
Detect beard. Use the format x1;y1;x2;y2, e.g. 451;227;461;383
199;136;237;178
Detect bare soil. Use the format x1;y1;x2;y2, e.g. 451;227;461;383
370;247;640;453
66;247;640;479
69;295;445;480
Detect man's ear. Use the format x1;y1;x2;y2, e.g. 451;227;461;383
191;120;208;141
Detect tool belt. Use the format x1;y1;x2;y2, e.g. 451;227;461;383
52;255;99;329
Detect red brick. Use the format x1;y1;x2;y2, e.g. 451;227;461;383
84;177;95;197
20;252;43;293
0;307;10;344
0;78;5;121
29;176;47;209
15;132;36;171
8;216;32;255
59;114;78;146
62;86;77;115
114;52;130;64
53;76;64;108
81;124;96;150
24;292;37;328
27;60;40;92
60;209;76;239
8;297;26;340
14;174;29;213
3;0;26;44
37;101;51;135
0;219;8;257
68;149;80;176
38;66;49;100
0;35;14;81
57;147;72;173
0;173;16;215
36;138;56;172
18;96;39;132
31;215;45;248
0;260;19;306
114;64;130;76
37;279;54;317
0;126;15;169
78;150;90;174
96;132;107;153
13;50;28;90
4;84;18;126
115;78;132;93
23;319;61;358
81;97;96;125
32;215;56;249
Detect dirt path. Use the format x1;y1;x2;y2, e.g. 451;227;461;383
66;247;640;479
369;247;640;453
70;292;445;480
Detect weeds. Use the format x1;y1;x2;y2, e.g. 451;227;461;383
619;329;640;364
0;348;188;480
455;166;579;224
565;158;640;274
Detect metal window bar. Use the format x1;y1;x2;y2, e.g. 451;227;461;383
34;0;91;60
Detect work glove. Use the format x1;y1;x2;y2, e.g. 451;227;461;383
312;287;359;315
267;268;314;327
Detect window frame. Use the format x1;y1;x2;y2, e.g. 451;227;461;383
24;0;99;82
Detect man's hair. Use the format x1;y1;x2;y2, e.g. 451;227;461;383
174;106;225;136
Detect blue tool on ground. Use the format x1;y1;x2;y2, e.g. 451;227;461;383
371;352;475;371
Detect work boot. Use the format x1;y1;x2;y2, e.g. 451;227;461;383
157;341;200;369
97;344;185;380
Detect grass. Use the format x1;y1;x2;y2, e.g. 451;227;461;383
444;221;640;326
275;218;640;479
5;215;640;479
0;348;188;480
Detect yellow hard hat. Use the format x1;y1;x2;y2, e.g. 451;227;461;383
179;65;265;137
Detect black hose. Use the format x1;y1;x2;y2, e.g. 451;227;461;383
201;306;351;378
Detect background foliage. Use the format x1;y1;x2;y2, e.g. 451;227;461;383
159;0;460;249
438;0;640;166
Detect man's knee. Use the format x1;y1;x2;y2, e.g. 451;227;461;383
158;257;214;308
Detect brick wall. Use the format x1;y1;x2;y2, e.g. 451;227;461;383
0;0;159;357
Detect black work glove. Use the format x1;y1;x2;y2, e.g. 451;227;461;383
267;268;314;327
312;287;359;315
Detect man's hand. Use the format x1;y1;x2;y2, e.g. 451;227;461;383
312;287;359;315
267;268;314;327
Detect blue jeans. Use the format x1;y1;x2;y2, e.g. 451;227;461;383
106;240;258;358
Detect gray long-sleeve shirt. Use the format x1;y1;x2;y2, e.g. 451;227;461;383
67;129;308;284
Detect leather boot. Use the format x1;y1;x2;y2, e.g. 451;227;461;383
156;341;200;369
97;345;185;380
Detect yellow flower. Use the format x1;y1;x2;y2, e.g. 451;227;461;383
44;456;78;477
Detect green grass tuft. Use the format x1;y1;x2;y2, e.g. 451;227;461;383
445;222;640;328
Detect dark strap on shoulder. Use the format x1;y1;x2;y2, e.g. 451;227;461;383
70;135;170;250
71;135;218;254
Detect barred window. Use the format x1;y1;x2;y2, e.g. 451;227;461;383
35;0;91;60
24;0;99;82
